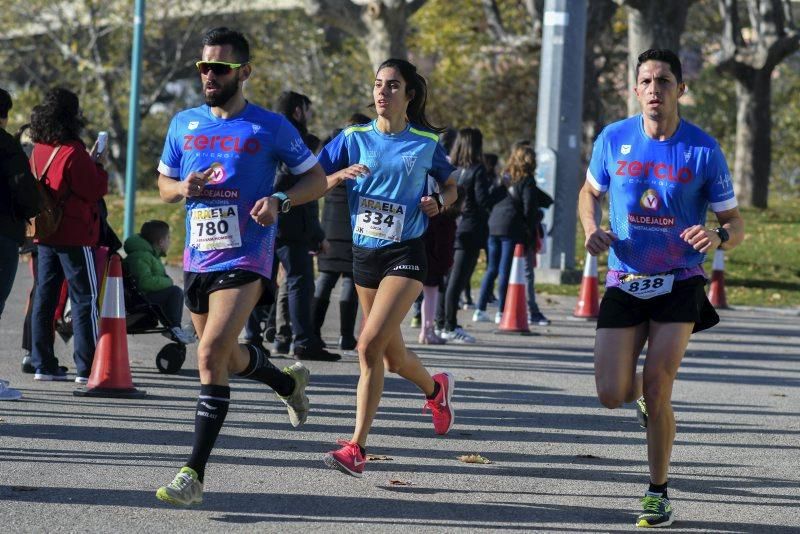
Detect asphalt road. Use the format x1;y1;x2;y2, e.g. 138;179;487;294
1;263;798;533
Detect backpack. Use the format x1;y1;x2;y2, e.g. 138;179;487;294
28;146;65;240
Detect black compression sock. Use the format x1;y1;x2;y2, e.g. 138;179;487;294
186;384;230;483
359;445;366;457
426;380;441;400
648;481;669;499
238;344;295;397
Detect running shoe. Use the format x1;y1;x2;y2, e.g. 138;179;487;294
528;312;551;326
636;396;648;429
0;380;22;401
418;326;446;345
34;367;68;381
636;491;674;528
323;439;366;478
494;312;503;324
441;327;476;344
472;310;491;322
156;467;203;506
423;372;455;435
74;375;89;385
277;363;310;427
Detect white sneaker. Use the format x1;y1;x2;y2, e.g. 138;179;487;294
472;310;491;322
0;380;23;401
494;312;503;324
441;327;476;344
166;327;196;345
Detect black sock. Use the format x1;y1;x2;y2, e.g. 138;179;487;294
426;380;441;400
186;384;230;483
358;445;366;456
648;481;669;498
238;344;295;397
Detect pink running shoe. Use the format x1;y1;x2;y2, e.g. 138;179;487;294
423;372;455;435
418;326;446;345
323;439;366;478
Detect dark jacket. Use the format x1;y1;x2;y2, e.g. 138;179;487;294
423;210;457;284
0;128;39;245
317;182;353;273
122;234;173;293
454;163;494;241
488;175;539;243
273;167;325;248
30;140;109;247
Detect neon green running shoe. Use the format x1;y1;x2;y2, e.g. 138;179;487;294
636;396;648;429
636;491;674;528
278;362;309;427
156;467;203;506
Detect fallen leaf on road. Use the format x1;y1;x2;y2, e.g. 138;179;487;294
464;376;475;381
458;454;492;464
388;479;413;486
367;454;393;461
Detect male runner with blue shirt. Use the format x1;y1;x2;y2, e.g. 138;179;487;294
155;27;328;507
579;49;745;527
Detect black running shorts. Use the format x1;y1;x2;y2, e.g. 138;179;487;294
183;269;274;315
352;238;427;289
597;275;719;333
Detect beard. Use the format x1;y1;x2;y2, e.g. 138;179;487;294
204;75;239;107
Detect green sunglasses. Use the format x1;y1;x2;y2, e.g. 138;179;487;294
195;61;248;75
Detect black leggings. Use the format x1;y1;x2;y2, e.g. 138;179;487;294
442;242;482;331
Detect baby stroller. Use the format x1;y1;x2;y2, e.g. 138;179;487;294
123;276;188;374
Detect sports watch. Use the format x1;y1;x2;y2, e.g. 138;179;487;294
714;227;729;244
271;192;291;213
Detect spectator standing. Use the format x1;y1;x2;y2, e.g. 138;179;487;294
28;87;109;383
0;88;39;400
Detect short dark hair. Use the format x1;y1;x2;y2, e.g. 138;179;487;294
30;87;85;144
636;49;683;83
140;220;170;244
0;88;11;119
202;27;250;63
275;91;311;119
449;127;484;167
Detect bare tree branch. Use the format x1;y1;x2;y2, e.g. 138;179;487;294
481;0;537;49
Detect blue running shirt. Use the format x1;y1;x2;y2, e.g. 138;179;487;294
318;121;454;249
587;115;737;275
158;103;316;278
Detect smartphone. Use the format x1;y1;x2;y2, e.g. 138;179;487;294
96;131;108;155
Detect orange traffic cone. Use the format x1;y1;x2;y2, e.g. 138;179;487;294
573;252;600;319
74;254;145;398
707;249;728;309
497;244;531;334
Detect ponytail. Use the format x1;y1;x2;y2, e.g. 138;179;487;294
376;58;445;134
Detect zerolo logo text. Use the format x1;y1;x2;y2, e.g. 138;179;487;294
616;160;693;183
183;135;261;154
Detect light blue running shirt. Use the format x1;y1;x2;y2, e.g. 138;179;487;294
158;103;316;278
587;115;737;279
318;121;455;249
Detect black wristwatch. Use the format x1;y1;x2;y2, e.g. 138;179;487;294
271;192;291;213
714;227;729;244
433;192;445;212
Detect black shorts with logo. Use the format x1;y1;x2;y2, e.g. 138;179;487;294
352;238;427;289
597;275;719;333
183;269;274;315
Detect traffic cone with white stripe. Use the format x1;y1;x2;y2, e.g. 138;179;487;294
497;244;531;334
74;254;145;398
573;253;600;319
707;249;728;309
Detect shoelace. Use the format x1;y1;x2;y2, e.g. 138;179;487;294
170;473;193;490
640;495;663;513
422;397;443;416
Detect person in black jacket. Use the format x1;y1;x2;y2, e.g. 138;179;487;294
0;88;39;400
474;144;539;323
439;128;495;343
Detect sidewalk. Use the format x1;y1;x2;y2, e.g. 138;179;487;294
1;265;798;532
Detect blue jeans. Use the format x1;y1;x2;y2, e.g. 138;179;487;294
524;248;541;316
477;236;518;313
31;245;99;376
0;235;19;319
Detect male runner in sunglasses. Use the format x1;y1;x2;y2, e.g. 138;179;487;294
154;27;328;506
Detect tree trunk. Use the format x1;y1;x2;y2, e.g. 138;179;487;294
733;69;772;208
625;1;692;115
361;1;409;69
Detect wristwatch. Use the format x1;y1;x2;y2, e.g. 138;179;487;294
714;227;729;244
271;192;291;213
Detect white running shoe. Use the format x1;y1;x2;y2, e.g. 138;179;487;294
0;380;22;401
472;310;491;322
494;312;503;324
441;327;476;344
